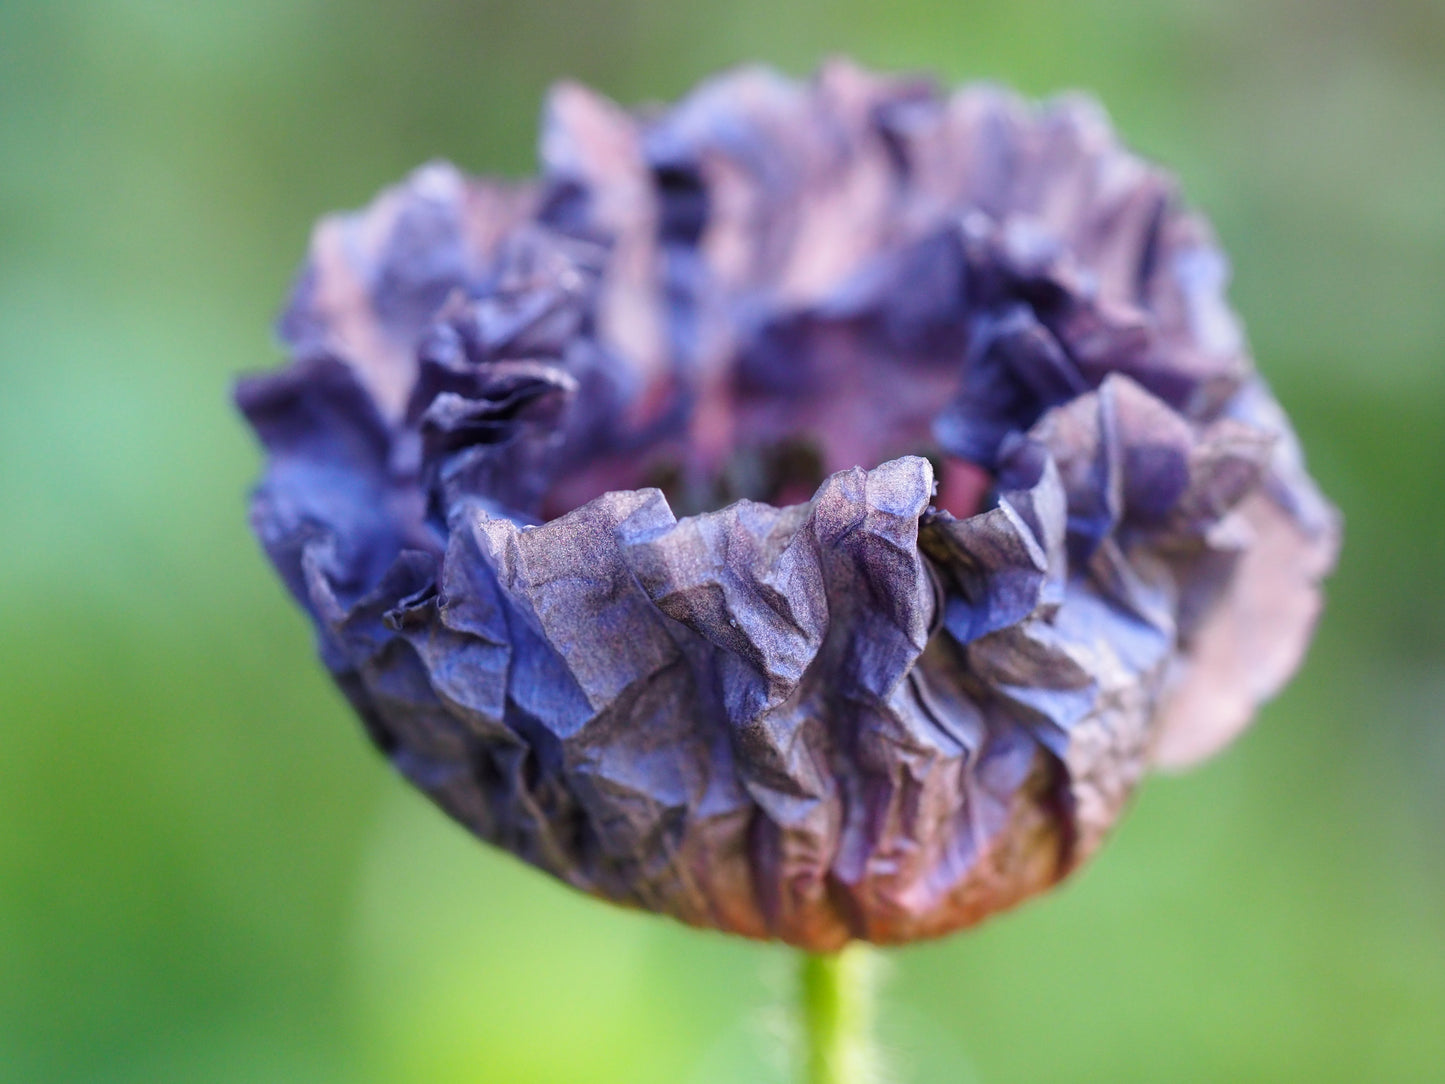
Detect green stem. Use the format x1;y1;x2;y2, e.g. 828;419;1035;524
799;944;875;1084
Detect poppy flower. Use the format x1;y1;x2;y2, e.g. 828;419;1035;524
238;60;1338;950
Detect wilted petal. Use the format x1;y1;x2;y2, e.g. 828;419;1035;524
239;62;1338;949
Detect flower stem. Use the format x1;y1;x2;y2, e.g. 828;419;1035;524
799;944;875;1084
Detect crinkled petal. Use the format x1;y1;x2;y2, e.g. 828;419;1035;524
239;62;1339;950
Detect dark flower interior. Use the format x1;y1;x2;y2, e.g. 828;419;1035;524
239;61;1338;949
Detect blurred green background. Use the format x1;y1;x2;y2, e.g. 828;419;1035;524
3;1;1442;1081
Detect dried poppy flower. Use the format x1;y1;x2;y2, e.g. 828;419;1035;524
238;61;1339;950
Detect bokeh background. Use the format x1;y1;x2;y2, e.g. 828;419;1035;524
3;1;1443;1081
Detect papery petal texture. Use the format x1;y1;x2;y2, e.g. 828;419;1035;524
238;61;1338;949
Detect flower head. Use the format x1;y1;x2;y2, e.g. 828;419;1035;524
238;61;1338;950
